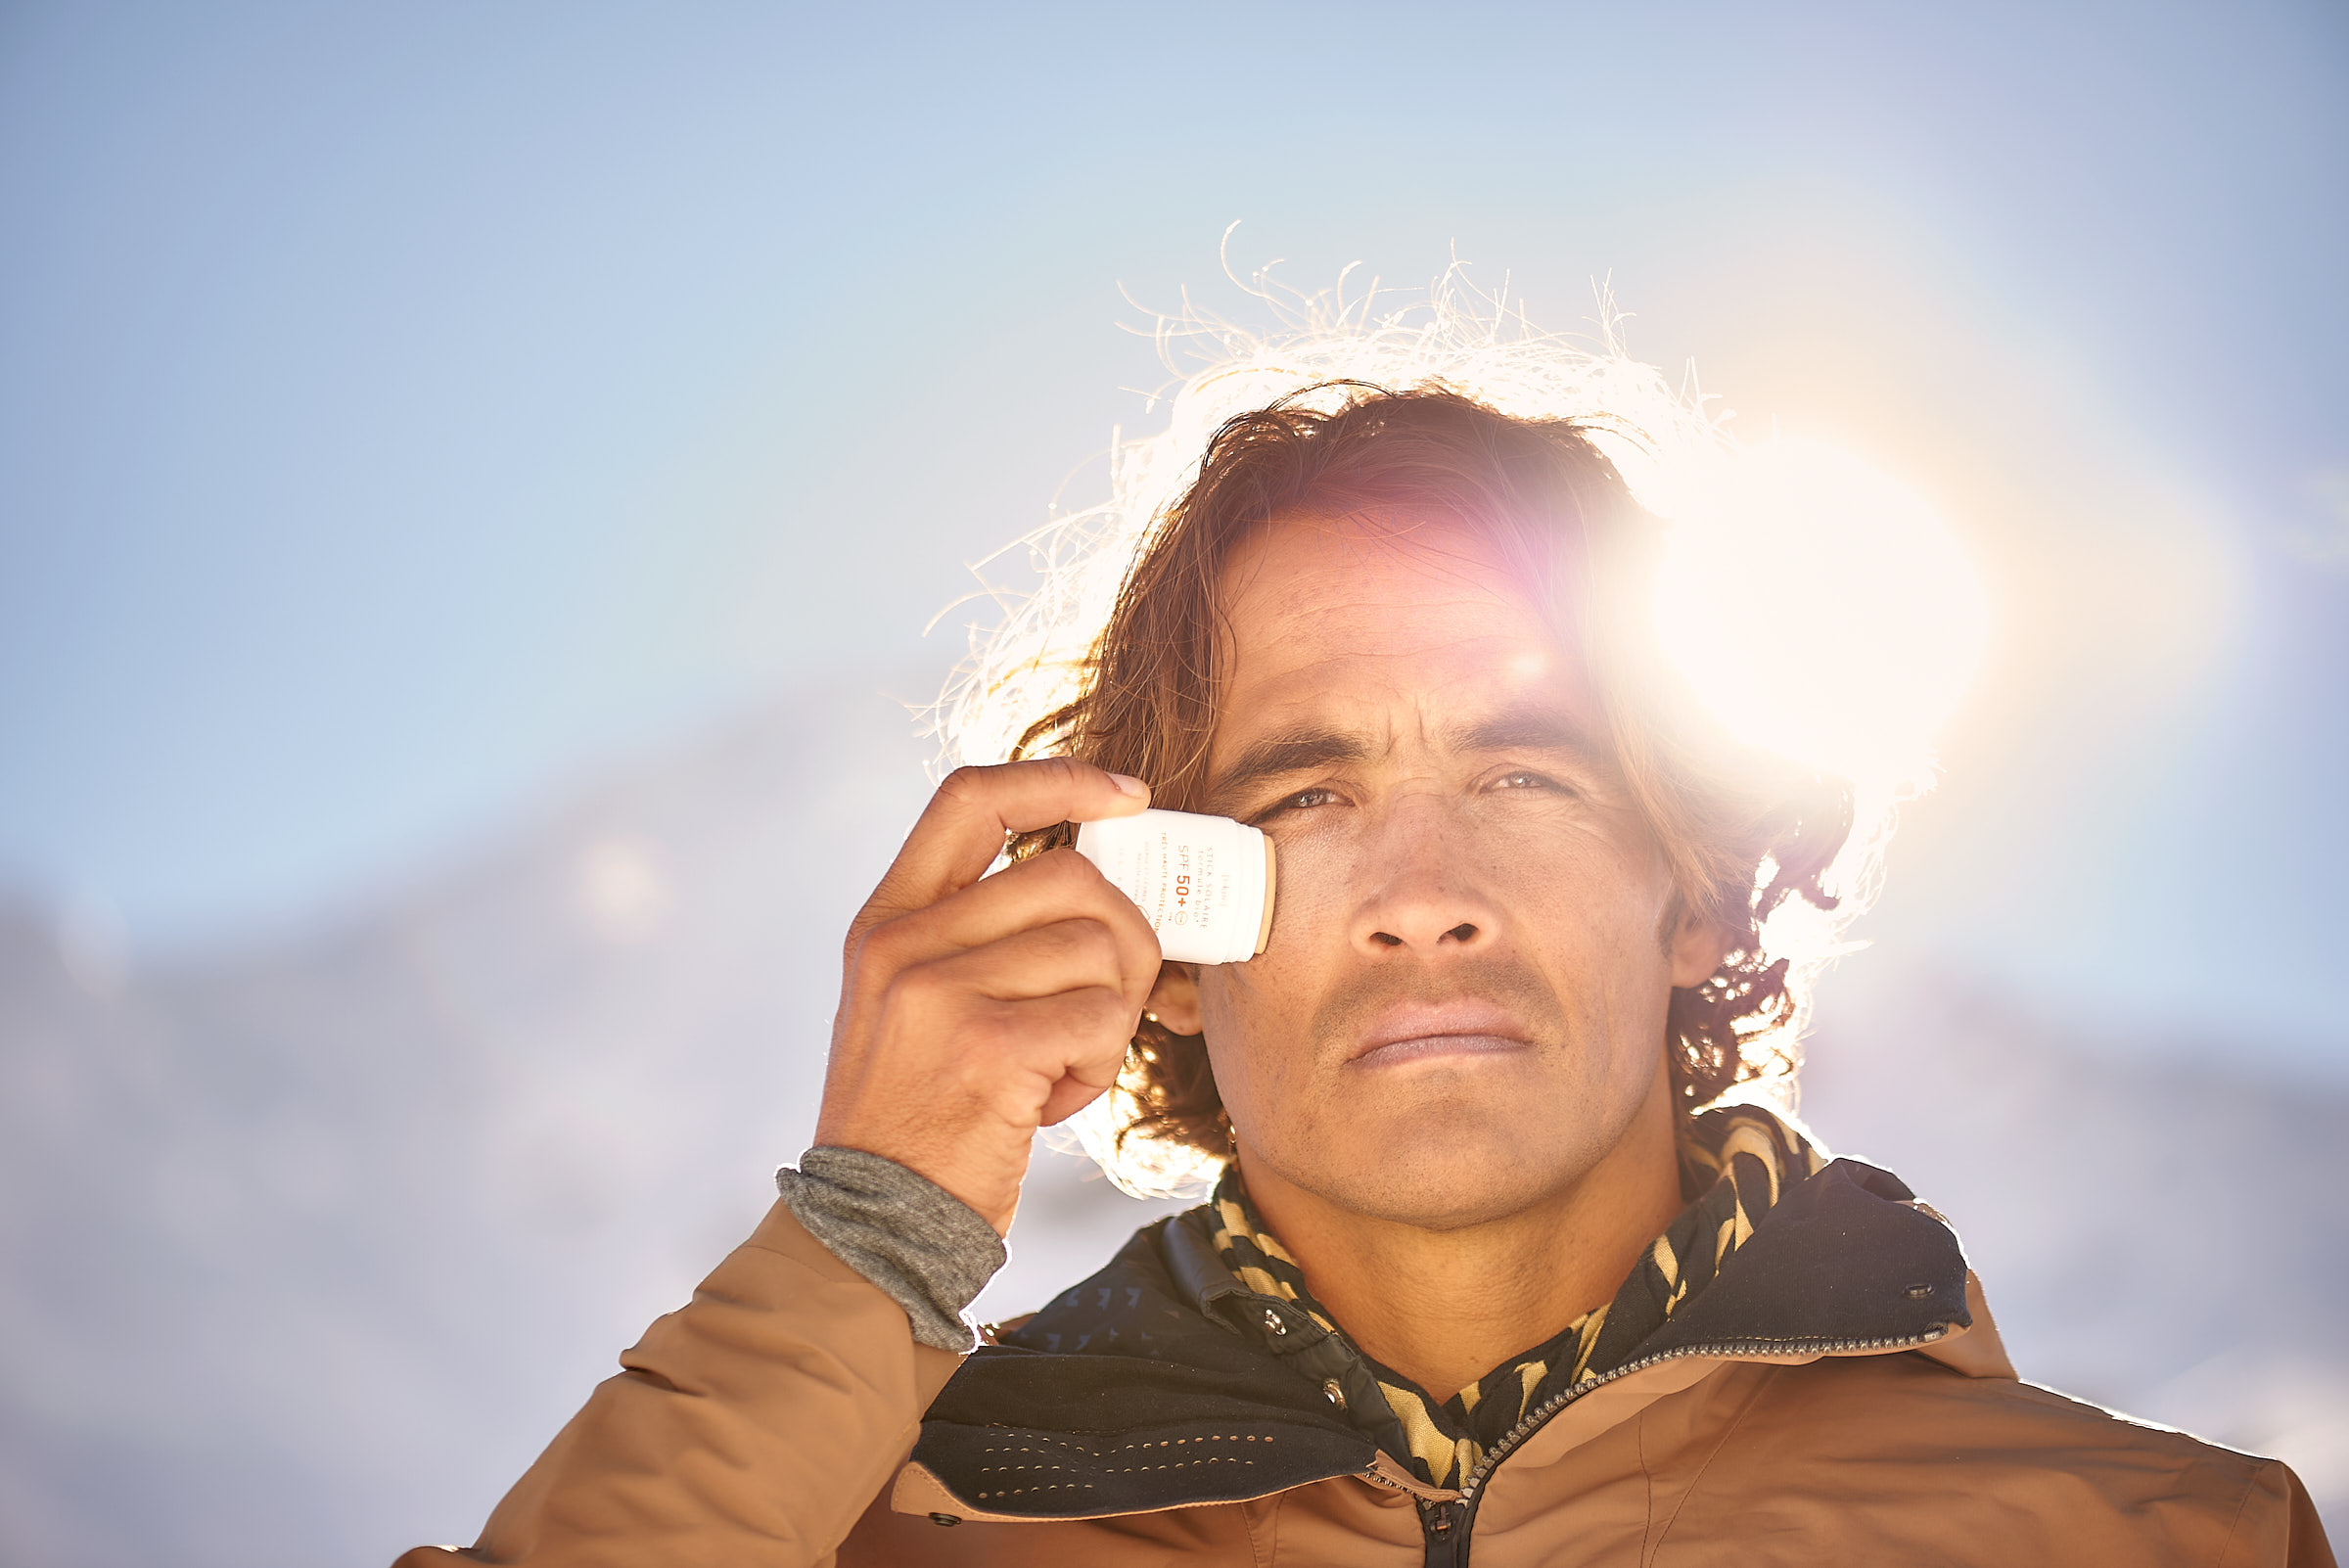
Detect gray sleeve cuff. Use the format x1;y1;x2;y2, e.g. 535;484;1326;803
774;1147;1007;1353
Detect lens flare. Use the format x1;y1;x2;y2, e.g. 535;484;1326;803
1652;438;1989;789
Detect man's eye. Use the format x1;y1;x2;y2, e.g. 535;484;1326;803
1493;770;1563;793
1270;787;1338;814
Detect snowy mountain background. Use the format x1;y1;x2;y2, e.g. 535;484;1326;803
2;678;2338;1565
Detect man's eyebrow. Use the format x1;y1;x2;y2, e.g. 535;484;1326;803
1207;726;1372;806
1447;705;1603;759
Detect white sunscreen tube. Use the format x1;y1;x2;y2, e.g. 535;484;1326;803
1075;808;1276;965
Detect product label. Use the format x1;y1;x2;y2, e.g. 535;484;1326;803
1075;809;1267;965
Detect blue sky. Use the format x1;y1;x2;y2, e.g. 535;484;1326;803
2;1;2343;1058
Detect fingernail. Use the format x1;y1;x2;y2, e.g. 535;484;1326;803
1108;773;1148;799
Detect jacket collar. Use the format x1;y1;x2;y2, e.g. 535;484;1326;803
907;1125;1987;1522
1193;1106;1851;1487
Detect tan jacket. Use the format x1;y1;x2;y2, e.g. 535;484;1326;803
397;1188;2334;1567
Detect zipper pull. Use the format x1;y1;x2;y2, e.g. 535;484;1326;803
1416;1498;1465;1566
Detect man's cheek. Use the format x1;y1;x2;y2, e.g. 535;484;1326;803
1253;841;1356;962
1500;840;1657;942
1199;965;1285;1055
1197;992;1263;1139
1200;972;1306;1102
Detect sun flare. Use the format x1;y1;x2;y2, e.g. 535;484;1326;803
1652;438;1990;790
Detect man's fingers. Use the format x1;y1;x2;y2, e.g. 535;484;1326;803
870;759;1150;916
901;984;1135;1121
906;918;1131;1005
1037;1059;1125;1129
862;849;1161;1001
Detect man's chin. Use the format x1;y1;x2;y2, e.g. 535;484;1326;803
1268;1122;1597;1233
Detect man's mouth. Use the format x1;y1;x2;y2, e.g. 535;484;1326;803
1347;998;1532;1068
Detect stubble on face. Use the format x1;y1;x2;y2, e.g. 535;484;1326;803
1205;892;1675;1231
1273;956;1584;1224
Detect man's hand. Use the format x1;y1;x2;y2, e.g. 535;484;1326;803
814;760;1161;1234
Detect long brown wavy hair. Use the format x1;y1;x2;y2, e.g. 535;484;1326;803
1005;383;1852;1177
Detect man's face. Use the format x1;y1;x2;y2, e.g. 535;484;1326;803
1157;510;1719;1230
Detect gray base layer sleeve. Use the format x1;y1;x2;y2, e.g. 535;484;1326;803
774;1147;1007;1353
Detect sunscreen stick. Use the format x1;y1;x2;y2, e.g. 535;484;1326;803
1075;808;1276;965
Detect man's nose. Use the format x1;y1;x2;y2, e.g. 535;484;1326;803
1350;799;1501;954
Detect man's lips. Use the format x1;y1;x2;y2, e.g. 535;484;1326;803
1347;999;1532;1067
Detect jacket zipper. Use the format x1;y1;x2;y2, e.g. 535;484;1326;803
1405;1325;1951;1567
1414;1497;1465;1568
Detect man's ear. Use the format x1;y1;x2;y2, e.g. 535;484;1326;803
1667;904;1733;991
1145;962;1204;1035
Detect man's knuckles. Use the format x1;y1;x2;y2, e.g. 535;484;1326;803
873;979;1131;1074
930;757;1094;830
933;762;992;803
1008;847;1158;957
852;853;1121;967
995;915;1123;981
1001;984;1135;1053
876;930;1106;1025
845;907;935;980
936;981;1129;1048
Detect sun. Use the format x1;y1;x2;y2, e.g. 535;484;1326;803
1652;438;1990;790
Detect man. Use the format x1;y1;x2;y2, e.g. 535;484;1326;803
400;373;2333;1565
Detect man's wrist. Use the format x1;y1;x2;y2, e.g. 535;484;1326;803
774;1146;1007;1352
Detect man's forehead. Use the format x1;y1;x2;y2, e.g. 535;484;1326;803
1221;505;1542;614
1254;688;1596;753
1215;509;1592;712
1205;507;1604;800
1224;653;1583;737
